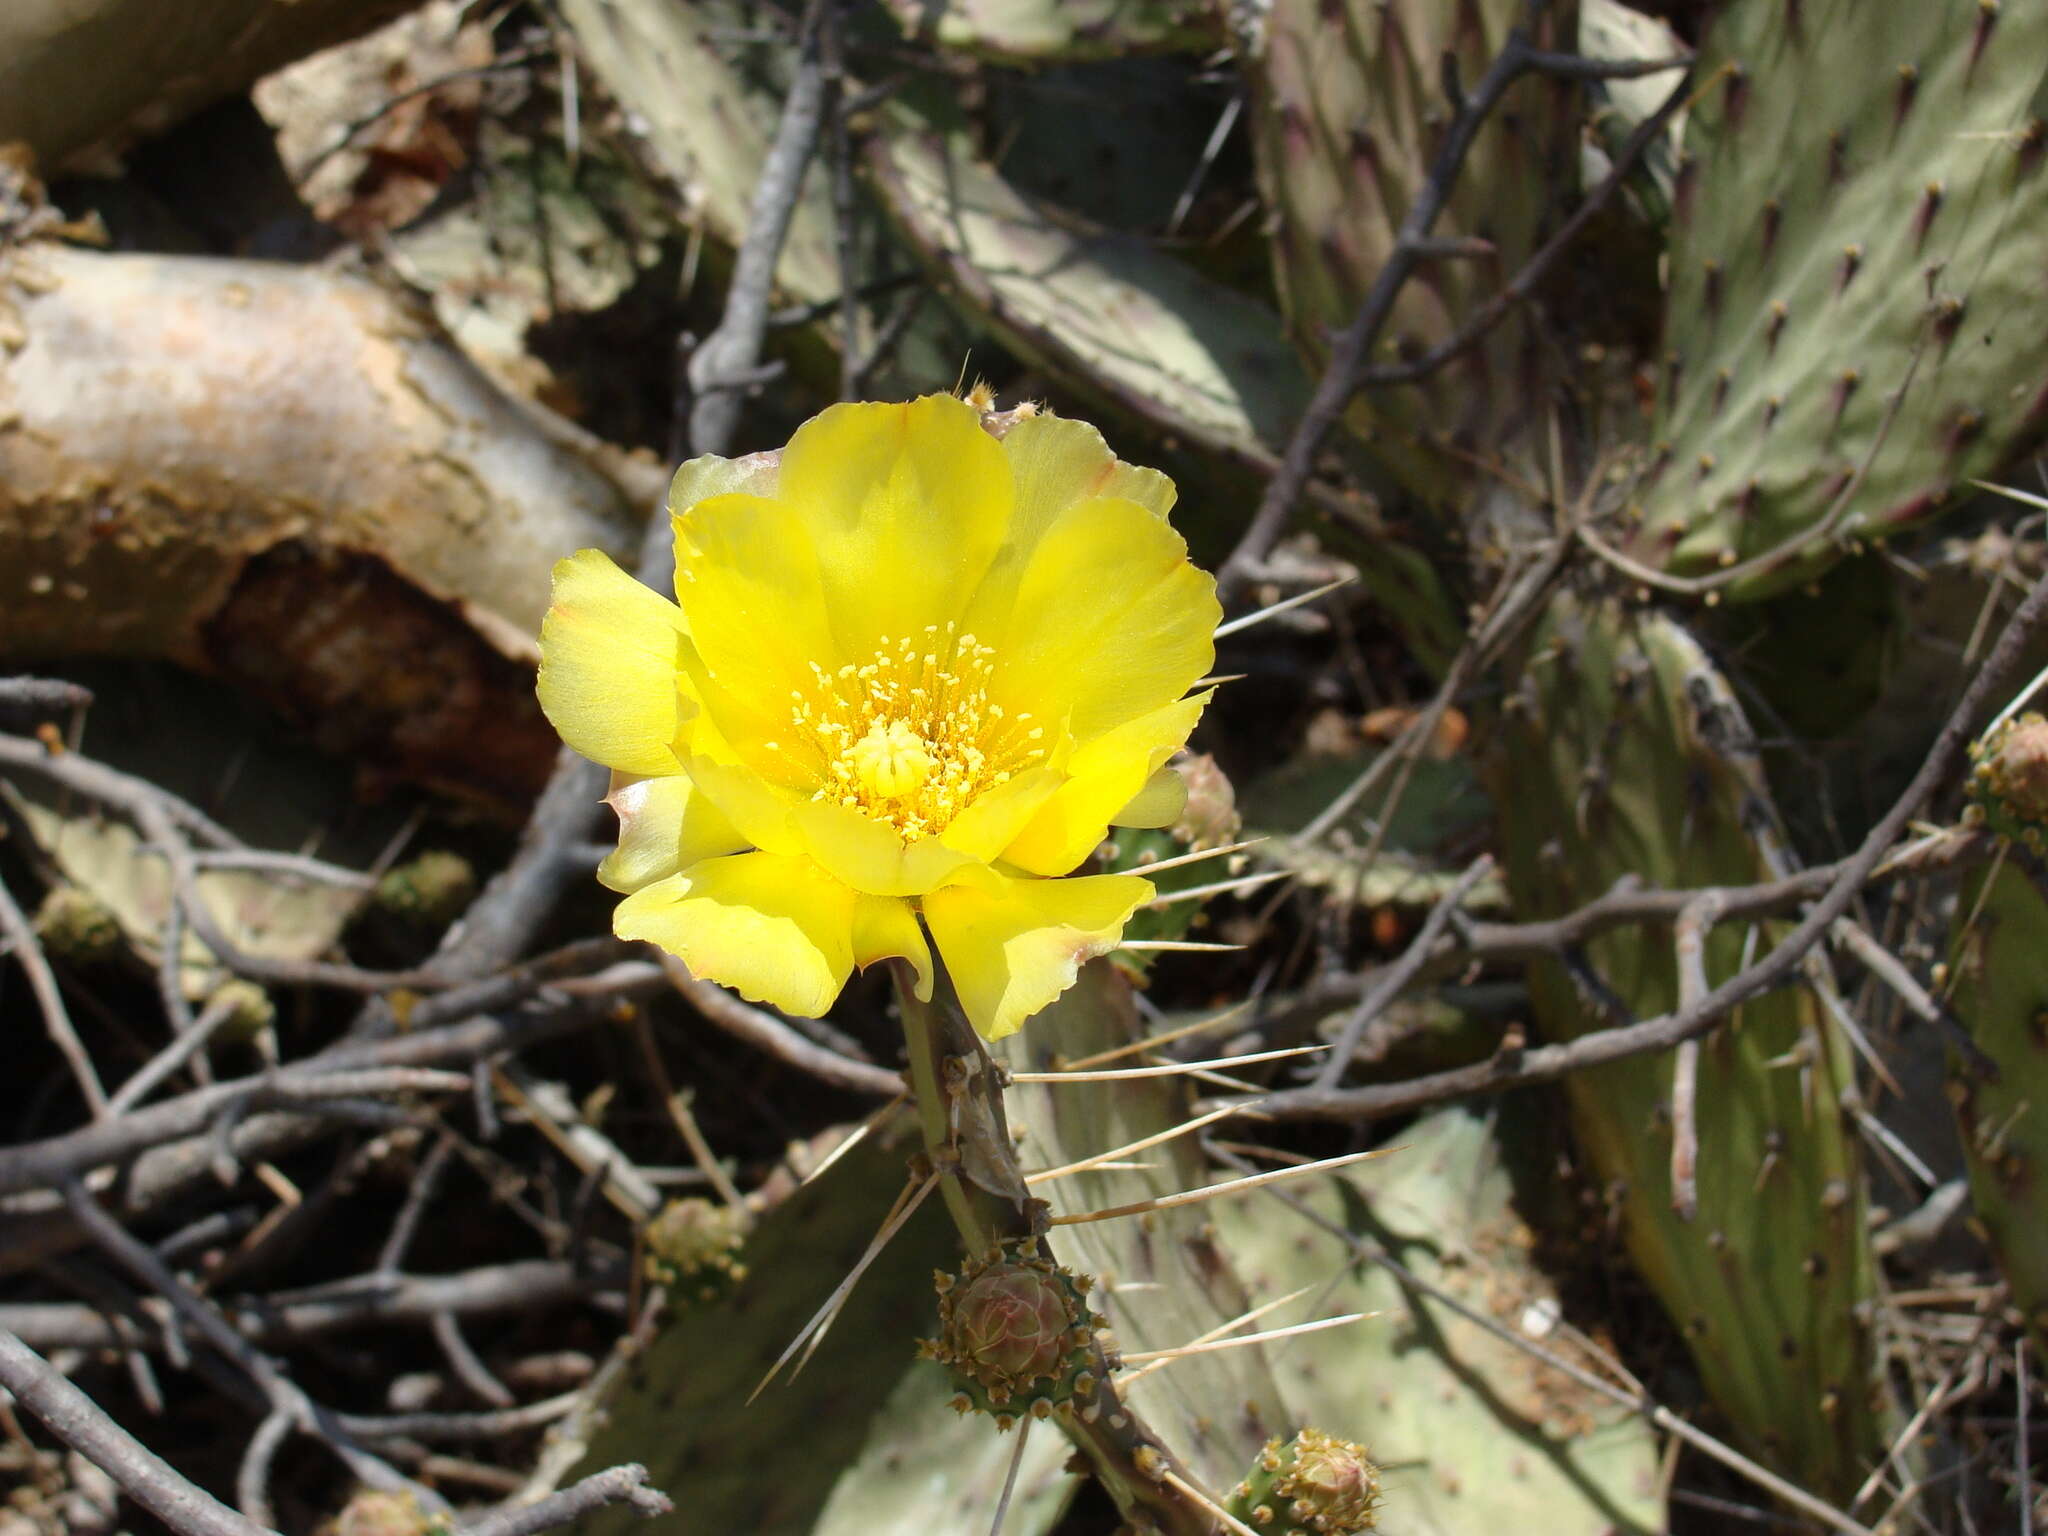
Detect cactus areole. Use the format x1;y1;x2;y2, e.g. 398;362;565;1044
1225;1428;1382;1534
920;1246;1104;1429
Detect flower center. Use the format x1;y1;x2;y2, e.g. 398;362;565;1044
850;719;933;798
783;626;1045;840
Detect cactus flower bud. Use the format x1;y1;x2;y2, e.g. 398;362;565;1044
1226;1428;1381;1535
642;1196;749;1302
1967;712;2048;847
920;1248;1102;1420
949;1260;1074;1382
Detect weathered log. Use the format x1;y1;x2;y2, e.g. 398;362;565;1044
0;0;424;174
0;245;655;811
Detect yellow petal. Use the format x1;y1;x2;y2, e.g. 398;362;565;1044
536;549;688;776
923;867;1153;1041
773;395;1013;654
1001;412;1175;554
673;492;841;753
669;447;782;518
1001;694;1210;876
853;894;933;1000
613;852;857;1018
938;763;1071;863
1112;766;1188;829
674;748;804;857
986;497;1218;742
596;772;747;894
792;799;977;896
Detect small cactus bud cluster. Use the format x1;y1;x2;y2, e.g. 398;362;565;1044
918;1245;1104;1431
327;1489;448;1536
32;884;122;963
373;850;478;926
641;1197;749;1303
1965;713;2048;848
1224;1429;1381;1535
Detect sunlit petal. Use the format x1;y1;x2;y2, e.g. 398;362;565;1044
985;498;1218;742
536;549;688;776
775;396;1014;653
614;852;857;1018
597;772;748;894
1001;694;1210;876
924;867;1153;1041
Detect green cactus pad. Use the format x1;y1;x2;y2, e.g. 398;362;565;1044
1246;0;1582;504
550;0;838;308
372;850;476;926
1225;1429;1382;1535
864;116;1310;474
991;961;1288;1492
1214;1106;1664;1535
571;1126;1076;1536
1946;850;2048;1356
1628;0;2048;597
877;0;1216;63
921;1247;1106;1429
1965;712;2048;847
1492;591;1888;1499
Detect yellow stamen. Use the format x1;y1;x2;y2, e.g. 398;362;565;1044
785;629;1043;839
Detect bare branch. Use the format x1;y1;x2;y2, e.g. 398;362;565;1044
0;1330;278;1536
454;1464;670;1536
1220;568;2048;1123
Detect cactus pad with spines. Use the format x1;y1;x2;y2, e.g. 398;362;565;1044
1248;0;1581;504
1225;1429;1382;1535
991;961;1288;1494
1213;1106;1665;1535
572;1126;1076;1536
1628;0;2048;597
1492;592;1887;1499
1946;846;2048;1356
877;0;1215;63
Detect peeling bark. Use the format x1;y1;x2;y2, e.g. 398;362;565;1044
0;246;656;811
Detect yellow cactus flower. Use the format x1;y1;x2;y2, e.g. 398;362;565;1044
537;394;1218;1040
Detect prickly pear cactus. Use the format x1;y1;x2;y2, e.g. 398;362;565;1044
1224;1430;1382;1536
990;960;1290;1494
1948;746;2048;1355
1246;0;1581;503
877;0;1216;63
1965;713;2048;847
571;1127;1073;1536
1491;591;1886;1501
1626;0;2048;596
866;113;1311;474
1213;1107;1664;1535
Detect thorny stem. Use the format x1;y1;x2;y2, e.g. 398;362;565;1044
890;961;1227;1536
